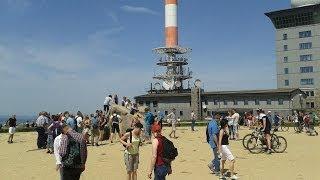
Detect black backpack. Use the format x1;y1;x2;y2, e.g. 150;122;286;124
62;136;82;168
161;137;178;163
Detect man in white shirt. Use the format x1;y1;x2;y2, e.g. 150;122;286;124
104;95;112;113
54;133;63;179
231;109;240;140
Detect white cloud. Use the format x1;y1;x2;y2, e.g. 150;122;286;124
108;11;119;23
121;5;158;15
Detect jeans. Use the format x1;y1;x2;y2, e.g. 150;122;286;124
145;124;151;138
154;165;168;180
211;148;220;172
61;167;82;180
229;125;234;139
191;120;196;131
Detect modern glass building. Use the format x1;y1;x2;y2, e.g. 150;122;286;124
266;2;320;109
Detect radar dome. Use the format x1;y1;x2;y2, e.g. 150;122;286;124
291;0;320;7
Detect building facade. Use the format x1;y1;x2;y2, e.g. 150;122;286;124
135;89;306;120
266;3;320;109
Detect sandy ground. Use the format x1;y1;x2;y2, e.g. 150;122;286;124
0;126;319;180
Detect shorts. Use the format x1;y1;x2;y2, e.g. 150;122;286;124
171;123;176;131
221;145;234;161
124;153;139;172
9;127;16;134
112;123;120;133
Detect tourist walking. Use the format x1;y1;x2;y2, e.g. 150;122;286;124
167;108;177;139
226;111;234;140
207;113;220;175
104;95;113;112
191;111;196;131
144;108;154;143
148;124;174;180
110;113;121;143
218;119;238;180
36;112;49;149
231;109;240;140
120;122;143;180
59;124;88;180
90;114;100;146
6;115;17;144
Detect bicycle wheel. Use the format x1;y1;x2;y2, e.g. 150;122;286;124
272;136;287;153
247;137;263;154
242;134;253;149
280;124;289;132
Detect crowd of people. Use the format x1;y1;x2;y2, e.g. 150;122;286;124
3;93;320;180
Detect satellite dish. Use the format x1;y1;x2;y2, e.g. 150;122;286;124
194;79;202;88
163;80;174;90
154;82;161;90
175;81;182;88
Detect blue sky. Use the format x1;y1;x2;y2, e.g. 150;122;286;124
0;0;290;115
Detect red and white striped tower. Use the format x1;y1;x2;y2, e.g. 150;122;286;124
165;0;178;47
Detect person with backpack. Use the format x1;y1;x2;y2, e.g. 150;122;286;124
120;122;143;180
206;113;220;176
90;114;100;146
144;107;155;143
110;113;122;143
59;124;88;180
218;119;238;180
148;123;178;180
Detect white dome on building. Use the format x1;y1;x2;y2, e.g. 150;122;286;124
291;0;320;7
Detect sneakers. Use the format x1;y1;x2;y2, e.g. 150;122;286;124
231;175;239;179
219;175;226;179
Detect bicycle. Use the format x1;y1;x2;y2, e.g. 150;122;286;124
242;128;278;150
246;130;287;154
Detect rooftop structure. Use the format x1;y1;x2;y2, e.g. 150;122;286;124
151;0;193;93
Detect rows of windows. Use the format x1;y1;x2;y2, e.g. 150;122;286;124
282;66;314;74
305;91;315;97
306;102;315;109
299;42;312;50
272;12;313;29
282;30;312;41
301;78;314;85
300;54;312;61
283;54;313;63
300;66;313;73
205;99;284;106
299;31;312;38
284;79;315;86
